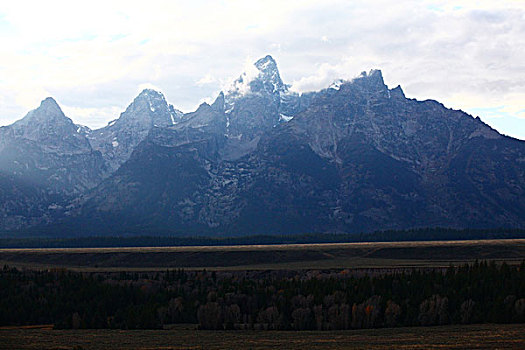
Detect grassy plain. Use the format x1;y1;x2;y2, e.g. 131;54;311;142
0;239;523;271
1;324;524;350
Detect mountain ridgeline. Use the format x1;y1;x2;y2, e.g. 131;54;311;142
1;55;524;237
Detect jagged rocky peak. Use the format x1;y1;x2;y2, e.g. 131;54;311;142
39;96;62;112
324;69;391;98
195;101;212;112
255;54;278;73
133;89;167;113
353;69;387;91
367;69;383;79
85;88;187;173
9;97;88;147
17;97;68;125
225;55;288;100
253;55;286;94
326;69;388;94
115;88;175;127
211;91;225;112
0;95;104;198
390;85;405;98
136;88;164;102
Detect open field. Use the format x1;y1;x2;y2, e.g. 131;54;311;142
0;239;524;271
1;324;524;349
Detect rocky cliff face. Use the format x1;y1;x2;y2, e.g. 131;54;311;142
87;89;183;173
251;70;524;233
0;98;106;230
2;56;525;236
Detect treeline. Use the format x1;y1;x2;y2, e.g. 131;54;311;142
1;227;525;248
1;262;524;330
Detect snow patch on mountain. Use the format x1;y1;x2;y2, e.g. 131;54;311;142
280;114;294;122
329;79;345;90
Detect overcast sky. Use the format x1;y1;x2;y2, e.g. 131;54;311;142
1;0;524;139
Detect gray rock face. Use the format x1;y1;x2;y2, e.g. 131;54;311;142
0;97;106;193
210;55;306;160
253;70;524;233
292;69;500;166
87;89;182;172
0;98;106;230
2;98;91;156
2;55;525;236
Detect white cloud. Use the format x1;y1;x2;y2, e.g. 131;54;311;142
223;56;262;96
196;74;217;86
0;0;523;139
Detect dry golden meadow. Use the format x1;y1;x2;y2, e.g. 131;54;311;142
0;239;524;271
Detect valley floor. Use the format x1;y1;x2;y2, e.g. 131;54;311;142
1;238;524;271
1;324;524;350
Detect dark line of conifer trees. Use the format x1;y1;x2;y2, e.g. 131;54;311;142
2;227;524;248
0;261;524;330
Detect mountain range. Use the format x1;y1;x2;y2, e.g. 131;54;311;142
1;55;524;237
